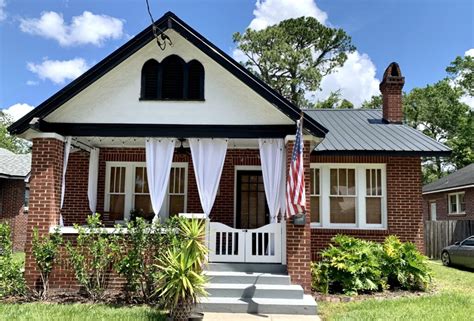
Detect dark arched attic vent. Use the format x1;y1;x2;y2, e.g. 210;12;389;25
141;59;160;99
161;55;185;99
187;60;205;100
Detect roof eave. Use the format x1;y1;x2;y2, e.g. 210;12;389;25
423;184;474;195
312;150;452;157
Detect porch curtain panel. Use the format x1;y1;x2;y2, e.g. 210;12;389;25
145;138;175;222
189;138;228;217
59;136;72;226
258;139;284;223
87;148;100;214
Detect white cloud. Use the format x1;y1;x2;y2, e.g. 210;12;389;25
2;103;34;121
0;0;6;22
465;48;474;57
20;11;124;47
312;52;380;107
26;80;39;86
235;0;381;107
249;0;327;30
27;58;89;84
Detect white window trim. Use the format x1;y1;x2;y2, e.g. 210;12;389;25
310;163;387;230
448;192;466;215
310;167;322;227
105;161;188;222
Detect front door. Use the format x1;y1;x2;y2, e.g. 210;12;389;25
236;171;269;229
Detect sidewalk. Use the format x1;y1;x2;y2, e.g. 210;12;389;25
202;313;321;321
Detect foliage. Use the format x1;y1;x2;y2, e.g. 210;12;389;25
65;214;116;301
112;218;176;303
312;235;432;295
314;91;354;109
234;16;355;107
380;236;432;291
312;235;384;295
0;111;30;154
154;218;208;321
361;94;383;109
0;223;26;298
446;54;474;96
31;227;63;299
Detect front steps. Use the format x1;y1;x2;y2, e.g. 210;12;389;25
197;263;317;315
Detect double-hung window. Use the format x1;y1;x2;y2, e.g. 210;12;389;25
105;162;188;222
448;192;465;215
310;164;386;229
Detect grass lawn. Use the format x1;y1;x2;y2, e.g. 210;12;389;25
318;261;474;321
0;303;166;321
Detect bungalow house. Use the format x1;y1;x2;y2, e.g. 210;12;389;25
8;12;450;314
423;163;474;220
0;148;31;252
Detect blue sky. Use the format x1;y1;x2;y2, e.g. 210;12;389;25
0;0;473;119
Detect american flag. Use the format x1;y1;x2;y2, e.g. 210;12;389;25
286;118;306;217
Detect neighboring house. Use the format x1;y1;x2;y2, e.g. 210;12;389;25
8;12;449;314
423;163;474;221
0;148;31;251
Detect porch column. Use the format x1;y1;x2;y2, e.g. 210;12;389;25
24;137;64;289
285;140;312;293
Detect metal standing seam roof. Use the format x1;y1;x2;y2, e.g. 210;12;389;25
303;109;451;155
0;148;31;178
423;163;474;193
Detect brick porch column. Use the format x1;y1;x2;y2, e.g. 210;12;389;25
24;137;64;290
285;140;312;293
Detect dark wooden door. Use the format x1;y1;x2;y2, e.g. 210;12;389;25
236;171;269;229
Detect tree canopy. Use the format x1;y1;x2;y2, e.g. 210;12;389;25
446;54;474;96
0;111;30;154
233;16;355;108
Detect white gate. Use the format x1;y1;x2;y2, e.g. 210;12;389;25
208;222;282;263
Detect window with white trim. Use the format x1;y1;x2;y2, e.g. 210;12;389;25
310;164;386;229
448;192;465;215
105;162;188;221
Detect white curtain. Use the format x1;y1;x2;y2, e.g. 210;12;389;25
59;136;72;226
189;138;227;217
259;139;284;223
146;138;175;222
279;145;287;220
87;148;100;214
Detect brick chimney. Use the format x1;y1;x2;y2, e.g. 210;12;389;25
380;62;405;124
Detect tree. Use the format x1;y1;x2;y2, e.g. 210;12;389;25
233;17;355;107
361;95;382;109
404;79;473;182
0;111;30;154
446;55;474;96
314;91;354;109
338;99;354;109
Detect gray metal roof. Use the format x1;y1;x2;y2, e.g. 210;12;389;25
303;109;451;155
423;163;474;193
0;149;31;178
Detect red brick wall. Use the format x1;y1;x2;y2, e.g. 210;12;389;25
423;187;474;221
310;155;424;260
0;178;28;251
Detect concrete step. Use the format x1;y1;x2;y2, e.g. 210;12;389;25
206;263;287;274
197;295;317;315
205;271;291;285
206;283;304;299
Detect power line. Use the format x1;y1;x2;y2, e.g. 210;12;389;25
145;0;172;50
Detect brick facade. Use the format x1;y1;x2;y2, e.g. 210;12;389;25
423;187;474;221
0;178;28;251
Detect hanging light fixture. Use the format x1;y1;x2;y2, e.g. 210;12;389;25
176;138;189;155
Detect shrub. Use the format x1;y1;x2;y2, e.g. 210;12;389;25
380;235;432;291
31;227;63;299
312;235;384;295
113;217;176;303
65;214;116;301
0;223;25;298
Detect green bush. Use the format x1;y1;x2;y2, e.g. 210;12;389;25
312;235;384;295
31;227;62;299
381;235;432;291
311;235;432;295
65;214;116;301
0;223;25;298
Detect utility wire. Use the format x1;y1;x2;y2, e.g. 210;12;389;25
145;0;172;50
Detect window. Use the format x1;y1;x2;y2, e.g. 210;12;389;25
105;162;188;221
310;168;320;225
462;238;474;247
24;184;30;212
140;55;204;100
448;192;465;215
311;164;386;229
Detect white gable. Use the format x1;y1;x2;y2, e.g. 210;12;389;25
45;30;292;126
